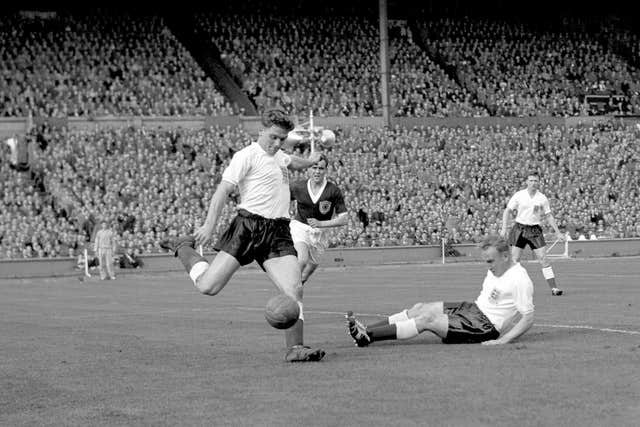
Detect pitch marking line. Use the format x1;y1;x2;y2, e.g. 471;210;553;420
237;307;640;336
535;323;640;336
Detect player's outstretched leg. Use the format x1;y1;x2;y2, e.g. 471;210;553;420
264;255;325;362
345;311;371;347
282;300;325;362
346;309;423;347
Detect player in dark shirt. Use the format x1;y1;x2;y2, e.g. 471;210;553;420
290;154;348;284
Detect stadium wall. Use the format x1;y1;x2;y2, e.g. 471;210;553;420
6;115;640;139
2;239;640;280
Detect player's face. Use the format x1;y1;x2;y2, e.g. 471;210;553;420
482;247;511;277
526;176;539;191
259;125;289;156
309;160;327;183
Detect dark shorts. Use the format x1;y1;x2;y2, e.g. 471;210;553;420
509;222;546;250
215;209;298;268
442;301;499;344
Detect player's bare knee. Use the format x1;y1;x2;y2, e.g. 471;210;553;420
196;279;223;296
407;302;425;317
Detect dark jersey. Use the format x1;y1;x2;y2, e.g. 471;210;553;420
290;179;347;223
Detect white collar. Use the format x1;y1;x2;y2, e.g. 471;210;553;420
307;179;327;204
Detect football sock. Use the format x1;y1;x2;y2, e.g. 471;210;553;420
189;261;209;284
368;309;408;328
368;319;419;342
286;319;304;348
389;309;410;324
395;319;419;339
177;246;207;275
367;324;397;342
542;266;557;288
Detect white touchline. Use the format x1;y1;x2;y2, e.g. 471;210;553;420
536;323;640;336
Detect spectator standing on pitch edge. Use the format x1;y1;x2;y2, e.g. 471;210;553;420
346;235;535;347
161;109;326;362
501;171;565;296
94;220;117;280
290;153;348;285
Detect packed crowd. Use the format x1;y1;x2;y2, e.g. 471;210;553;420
0;13;234;117
2;120;639;259
420;17;640;117
2;11;640;119
194;13;487;118
1;123;250;260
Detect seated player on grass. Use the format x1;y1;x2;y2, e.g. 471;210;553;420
346;235;534;347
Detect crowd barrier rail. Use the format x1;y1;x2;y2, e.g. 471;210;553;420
4;114;640;139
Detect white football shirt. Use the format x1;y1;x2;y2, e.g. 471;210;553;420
507;189;551;225
222;142;292;219
475;263;534;332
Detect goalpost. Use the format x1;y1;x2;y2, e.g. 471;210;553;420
83;248;92;278
545;237;570;259
441;236;570;264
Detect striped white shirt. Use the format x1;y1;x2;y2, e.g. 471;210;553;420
222;142;291;219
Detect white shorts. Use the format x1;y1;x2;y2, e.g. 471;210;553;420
290;219;328;264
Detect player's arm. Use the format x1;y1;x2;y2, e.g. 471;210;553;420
309;212;348;228
194;180;235;246
483;311;534;345
288;151;321;171
501;206;515;237
483;274;535;345
542;212;564;240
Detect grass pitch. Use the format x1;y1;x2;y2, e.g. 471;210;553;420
1;258;639;426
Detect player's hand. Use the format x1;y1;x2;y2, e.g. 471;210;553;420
556;231;566;241
194;223;215;246
499;228;507;238
307;218;321;228
308;151;322;164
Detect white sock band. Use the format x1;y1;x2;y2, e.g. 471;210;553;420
542;266;555;280
189;261;209;284
297;301;304;321
395;318;419;340
388;309;409;324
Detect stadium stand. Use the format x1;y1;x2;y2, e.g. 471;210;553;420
0;13;234;117
2;5;640;259
2;120;639;259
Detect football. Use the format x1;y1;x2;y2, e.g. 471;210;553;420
265;294;300;329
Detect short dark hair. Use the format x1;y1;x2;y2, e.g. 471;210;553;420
316;153;329;168
477;234;510;254
261;108;295;132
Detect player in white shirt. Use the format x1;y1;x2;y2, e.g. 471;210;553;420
346;235;535;347
500;171;565;296
161;109;325;362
